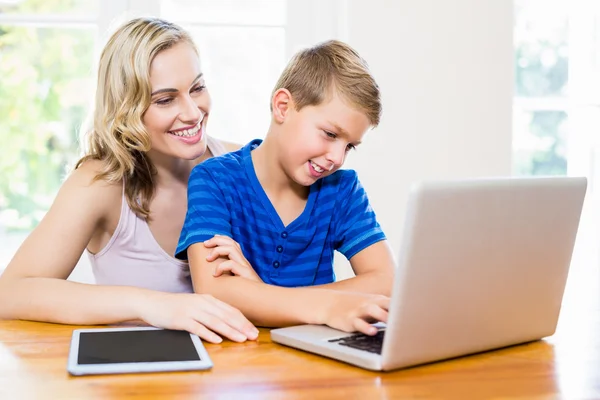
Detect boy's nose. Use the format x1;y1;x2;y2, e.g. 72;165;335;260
326;144;347;169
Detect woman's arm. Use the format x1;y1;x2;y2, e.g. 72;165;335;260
0;161;127;323
0;162;257;342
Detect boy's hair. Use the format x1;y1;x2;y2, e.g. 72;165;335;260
271;40;381;127
76;17;197;220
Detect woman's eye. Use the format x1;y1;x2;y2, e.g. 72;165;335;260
191;85;206;93
155;98;173;106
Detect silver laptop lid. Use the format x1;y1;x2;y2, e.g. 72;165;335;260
381;177;587;370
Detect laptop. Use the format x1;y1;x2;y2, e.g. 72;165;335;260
271;176;587;371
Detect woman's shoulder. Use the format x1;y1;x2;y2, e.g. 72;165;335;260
32;159;124;237
65;159;123;206
216;139;243;153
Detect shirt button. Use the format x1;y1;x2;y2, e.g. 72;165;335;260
281;231;288;239
273;261;280;268
276;245;283;253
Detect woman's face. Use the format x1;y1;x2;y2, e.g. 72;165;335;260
143;41;211;161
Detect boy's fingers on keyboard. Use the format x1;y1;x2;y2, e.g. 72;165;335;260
366;303;388;323
374;295;391;310
354;318;378;336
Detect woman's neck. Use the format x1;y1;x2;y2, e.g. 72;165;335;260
147;149;197;188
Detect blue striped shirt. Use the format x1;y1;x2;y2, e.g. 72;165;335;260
176;139;386;287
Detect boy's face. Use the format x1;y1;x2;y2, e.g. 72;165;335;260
275;91;371;187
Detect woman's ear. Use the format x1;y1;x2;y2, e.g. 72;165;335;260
271;88;293;123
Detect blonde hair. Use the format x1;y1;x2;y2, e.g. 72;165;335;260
76;17;196;220
271;40;381;126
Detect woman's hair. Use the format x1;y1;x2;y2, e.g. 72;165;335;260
76;17;196;220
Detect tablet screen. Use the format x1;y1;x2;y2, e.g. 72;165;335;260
78;329;201;364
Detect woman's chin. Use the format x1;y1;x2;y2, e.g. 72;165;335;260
186;147;208;161
180;138;208;161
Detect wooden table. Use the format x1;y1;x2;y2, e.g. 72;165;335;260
0;302;599;400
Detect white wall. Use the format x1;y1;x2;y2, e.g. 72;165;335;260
296;1;514;275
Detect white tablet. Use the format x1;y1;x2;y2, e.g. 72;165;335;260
67;327;213;376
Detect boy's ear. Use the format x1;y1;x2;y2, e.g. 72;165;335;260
272;88;293;123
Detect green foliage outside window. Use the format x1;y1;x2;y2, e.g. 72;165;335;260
0;0;95;231
513;1;569;176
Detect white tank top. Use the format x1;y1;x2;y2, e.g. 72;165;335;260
87;136;229;292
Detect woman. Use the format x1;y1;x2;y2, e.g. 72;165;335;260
0;17;258;344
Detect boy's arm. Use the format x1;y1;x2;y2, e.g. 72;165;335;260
188;243;389;335
312;241;395;296
312;171;394;296
189;242;321;326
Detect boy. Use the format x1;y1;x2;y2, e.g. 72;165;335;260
176;40;394;336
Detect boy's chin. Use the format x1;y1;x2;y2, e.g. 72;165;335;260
291;170;321;187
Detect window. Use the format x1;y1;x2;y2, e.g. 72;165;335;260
0;0;99;270
513;0;600;192
513;0;569;176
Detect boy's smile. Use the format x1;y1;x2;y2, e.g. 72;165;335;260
308;160;331;178
283;94;370;186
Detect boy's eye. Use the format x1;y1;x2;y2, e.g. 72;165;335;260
346;144;356;151
324;131;336;139
191;85;206;93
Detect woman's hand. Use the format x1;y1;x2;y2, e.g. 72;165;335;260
204;235;262;282
139;291;259;344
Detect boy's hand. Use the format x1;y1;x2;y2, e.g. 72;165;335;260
319;291;390;336
204;235;262;282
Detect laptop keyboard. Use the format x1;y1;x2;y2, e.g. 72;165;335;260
328;330;385;354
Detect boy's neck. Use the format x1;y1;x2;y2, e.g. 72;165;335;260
251;135;309;199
